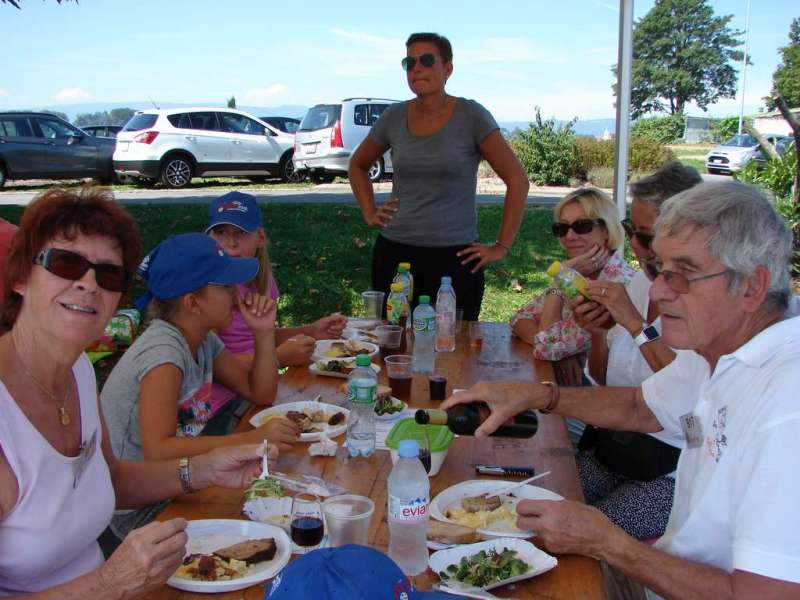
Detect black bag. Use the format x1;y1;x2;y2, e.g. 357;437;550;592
579;426;680;481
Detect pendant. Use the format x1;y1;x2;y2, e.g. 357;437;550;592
59;406;71;426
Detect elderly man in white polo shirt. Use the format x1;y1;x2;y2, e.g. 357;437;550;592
442;180;800;598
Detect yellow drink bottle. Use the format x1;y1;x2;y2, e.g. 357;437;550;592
546;260;589;298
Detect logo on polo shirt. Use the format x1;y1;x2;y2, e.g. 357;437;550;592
707;406;728;463
217;200;248;213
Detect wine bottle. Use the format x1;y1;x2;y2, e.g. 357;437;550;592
415;404;538;439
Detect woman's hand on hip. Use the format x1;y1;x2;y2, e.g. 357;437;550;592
98;519;188;598
457;242;507;273
365;197;399;227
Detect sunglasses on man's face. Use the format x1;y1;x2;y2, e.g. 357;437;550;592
401;53;437;71
551;218;605;238
641;259;731;294
621;218;655;249
34;247;130;292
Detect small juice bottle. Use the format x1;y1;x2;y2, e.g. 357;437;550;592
546;260;589;298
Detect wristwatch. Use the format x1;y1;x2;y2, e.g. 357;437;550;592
633;324;660;347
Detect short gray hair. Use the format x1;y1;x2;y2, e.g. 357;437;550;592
629;160;702;208
656;180;792;309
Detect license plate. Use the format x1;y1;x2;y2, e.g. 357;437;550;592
304;143;317;155
712;158;721;163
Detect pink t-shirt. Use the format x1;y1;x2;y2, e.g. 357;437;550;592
0;354;115;594
209;276;279;416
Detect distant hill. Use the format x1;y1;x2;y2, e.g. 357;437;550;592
499;118;616;138
23;101;310;122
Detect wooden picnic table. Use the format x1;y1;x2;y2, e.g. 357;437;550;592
147;323;605;599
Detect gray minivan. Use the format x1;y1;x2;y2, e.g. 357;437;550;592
293;98;398;183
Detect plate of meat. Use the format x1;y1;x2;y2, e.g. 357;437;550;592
248;400;349;442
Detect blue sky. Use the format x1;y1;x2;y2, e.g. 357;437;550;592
1;0;794;121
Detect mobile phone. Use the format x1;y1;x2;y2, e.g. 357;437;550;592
473;464;536;477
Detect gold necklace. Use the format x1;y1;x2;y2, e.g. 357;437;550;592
11;340;72;426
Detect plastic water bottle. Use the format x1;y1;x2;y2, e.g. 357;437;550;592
435;276;457;352
388;439;430;575
345;354;377;457
398;261;414;300
412;295;436;374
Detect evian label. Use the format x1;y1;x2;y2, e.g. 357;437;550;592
388;494;429;524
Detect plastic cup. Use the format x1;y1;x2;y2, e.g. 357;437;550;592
455;309;465;332
468;322;484;349
322;495;375;547
376;325;403;360
385;354;413;401
362;291;385;320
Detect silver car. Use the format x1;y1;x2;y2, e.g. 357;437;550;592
706;133;787;175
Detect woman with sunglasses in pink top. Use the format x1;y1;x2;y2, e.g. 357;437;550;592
349;32;529;321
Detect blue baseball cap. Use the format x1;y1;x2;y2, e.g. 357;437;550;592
205;191;262;233
134;233;259;310
264;545;449;600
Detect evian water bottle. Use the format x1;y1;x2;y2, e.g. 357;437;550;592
387;439;430;575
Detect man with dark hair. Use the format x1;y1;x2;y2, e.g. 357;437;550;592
405;32;453;63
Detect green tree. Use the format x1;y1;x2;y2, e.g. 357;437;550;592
765;17;800;111
227;96;237;109
74;108;135;127
42;110;70;122
616;0;744;118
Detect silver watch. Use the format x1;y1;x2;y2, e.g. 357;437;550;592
634;324;660;347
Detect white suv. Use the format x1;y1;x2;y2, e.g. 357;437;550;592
113;107;296;188
293;98;398;183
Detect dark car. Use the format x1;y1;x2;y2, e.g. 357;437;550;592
0;112;116;187
753;136;795;169
81;125;123;139
259;116;300;134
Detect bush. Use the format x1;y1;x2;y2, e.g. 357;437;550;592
511;108;580;186
710;116;741;143
574;138;615;174
734;150;796;201
629;137;675;171
572;136;674;179
586;166;615;188
630;115;685;144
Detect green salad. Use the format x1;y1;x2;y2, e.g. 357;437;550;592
375;395;404;416
439;548;530;588
244;477;284;500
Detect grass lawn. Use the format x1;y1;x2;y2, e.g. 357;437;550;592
677;158;707;174
0;203;565;324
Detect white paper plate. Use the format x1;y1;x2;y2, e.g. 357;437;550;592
430;479;563;538
312;339;378;362
249;401;349;442
167;519;291;593
374;397;407;421
242;497;293;532
308;361;381;379
429;537;557;591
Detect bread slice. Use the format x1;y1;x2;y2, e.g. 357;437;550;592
428;520;480;544
213;538;276;564
462;495;502;513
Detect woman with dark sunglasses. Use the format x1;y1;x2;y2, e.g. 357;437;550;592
348;32;529;320
568;161;701;541
0;189;276;597
510;187;633;391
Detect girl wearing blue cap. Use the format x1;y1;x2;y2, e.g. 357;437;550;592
101;233;299;542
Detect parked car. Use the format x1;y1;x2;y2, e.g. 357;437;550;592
113;107;296;188
0;111;116;187
259;116;300;134
293;98;398;183
706;133;788;175
81;125;123;139
753;136;795;169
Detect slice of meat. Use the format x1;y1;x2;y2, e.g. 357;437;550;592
328;412;345;426
213;538;276;565
461;494;502;513
197;554;219;579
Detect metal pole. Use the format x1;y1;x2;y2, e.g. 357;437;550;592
613;0;635;219
737;0;752;134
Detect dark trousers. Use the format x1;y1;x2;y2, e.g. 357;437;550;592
371;235;485;320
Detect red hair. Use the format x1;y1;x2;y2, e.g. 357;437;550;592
1;187;142;329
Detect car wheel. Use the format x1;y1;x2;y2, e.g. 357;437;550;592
160;154;193;188
280;151;297;183
311;172;336;184
707;167;718;175
368;158;384;183
0;164;6;188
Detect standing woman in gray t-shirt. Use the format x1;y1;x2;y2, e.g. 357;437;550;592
349;32;529;320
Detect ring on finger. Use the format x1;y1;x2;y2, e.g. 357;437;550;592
601;288;607;297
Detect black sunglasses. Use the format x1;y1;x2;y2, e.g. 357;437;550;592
642;259;731;294
621;218;655;249
34;248;130;292
551;218;605;238
401;53;437;71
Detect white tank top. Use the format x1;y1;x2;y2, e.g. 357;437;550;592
0;354;115;595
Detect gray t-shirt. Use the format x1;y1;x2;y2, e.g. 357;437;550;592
369;97;498;247
101;319;225;538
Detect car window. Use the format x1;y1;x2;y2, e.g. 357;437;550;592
188;112;220;131
36;118;76;139
0;116;35;137
353;105;369;126
299;105;341;131
369;104;390;126
166;113;192;129
284;120;299;134
219;113;266;135
123;113;158;132
722;134;757;148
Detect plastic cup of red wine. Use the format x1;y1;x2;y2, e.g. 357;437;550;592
384;355;413;402
290;493;324;553
429;372;447;401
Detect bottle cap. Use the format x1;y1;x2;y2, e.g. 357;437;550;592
355;354;372;367
390;282;403;292
397;265;408;272
441;276;452;285
398;439;420;458
546;261;562;278
418;295;430;304
399;262;411;270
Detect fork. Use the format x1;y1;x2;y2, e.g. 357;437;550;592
431;582;506;599
478;470;551;499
